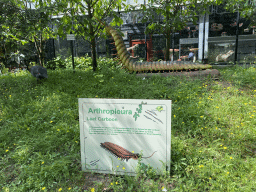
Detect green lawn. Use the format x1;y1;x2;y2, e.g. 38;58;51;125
1;62;256;191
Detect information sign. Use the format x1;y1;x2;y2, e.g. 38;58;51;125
79;98;171;176
67;34;75;41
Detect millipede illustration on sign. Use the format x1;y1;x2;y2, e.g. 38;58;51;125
96;19;212;72
100;142;157;162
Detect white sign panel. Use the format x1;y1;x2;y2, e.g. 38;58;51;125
67;34;75;41
79;98;171;176
179;38;199;45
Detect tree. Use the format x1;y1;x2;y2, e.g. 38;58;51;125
54;0;125;71
17;0;57;66
0;0;28;65
140;0;209;61
0;0;58;67
221;0;256;19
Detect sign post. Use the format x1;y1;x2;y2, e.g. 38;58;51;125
67;33;75;72
79;98;171;176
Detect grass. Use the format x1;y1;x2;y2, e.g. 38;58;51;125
0;62;256;191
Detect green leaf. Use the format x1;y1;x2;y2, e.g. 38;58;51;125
21;40;28;45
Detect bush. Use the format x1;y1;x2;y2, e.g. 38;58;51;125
65;55;92;70
46;56;65;70
97;57;121;70
0;62;9;74
64;55;120;71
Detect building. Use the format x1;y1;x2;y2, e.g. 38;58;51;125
26;1;256;64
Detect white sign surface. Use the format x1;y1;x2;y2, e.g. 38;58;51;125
67;34;75;41
79;98;171;176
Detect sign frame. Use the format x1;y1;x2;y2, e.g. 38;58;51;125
79;98;171;176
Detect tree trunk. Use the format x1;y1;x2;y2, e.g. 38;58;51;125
91;35;97;71
34;37;40;65
39;33;44;66
88;3;97;71
38;42;43;66
34;36;43;66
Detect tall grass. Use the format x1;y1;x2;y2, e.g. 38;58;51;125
1;63;256;191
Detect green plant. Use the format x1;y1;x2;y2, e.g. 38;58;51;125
29;61;36;66
46;56;65;69
0;62;8;74
65;55;92;70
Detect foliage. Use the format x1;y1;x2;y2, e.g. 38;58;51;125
0;62;8;74
0;0;29;65
17;1;57;66
45;55;120;71
46;56;66;70
0;0;58;67
53;0;127;71
65;55;92;70
221;0;256;18
139;0;209;61
212;0;256;26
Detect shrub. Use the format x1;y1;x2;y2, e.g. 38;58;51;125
65;55;92;70
46;56;65;70
0;62;9;74
64;55;120;71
